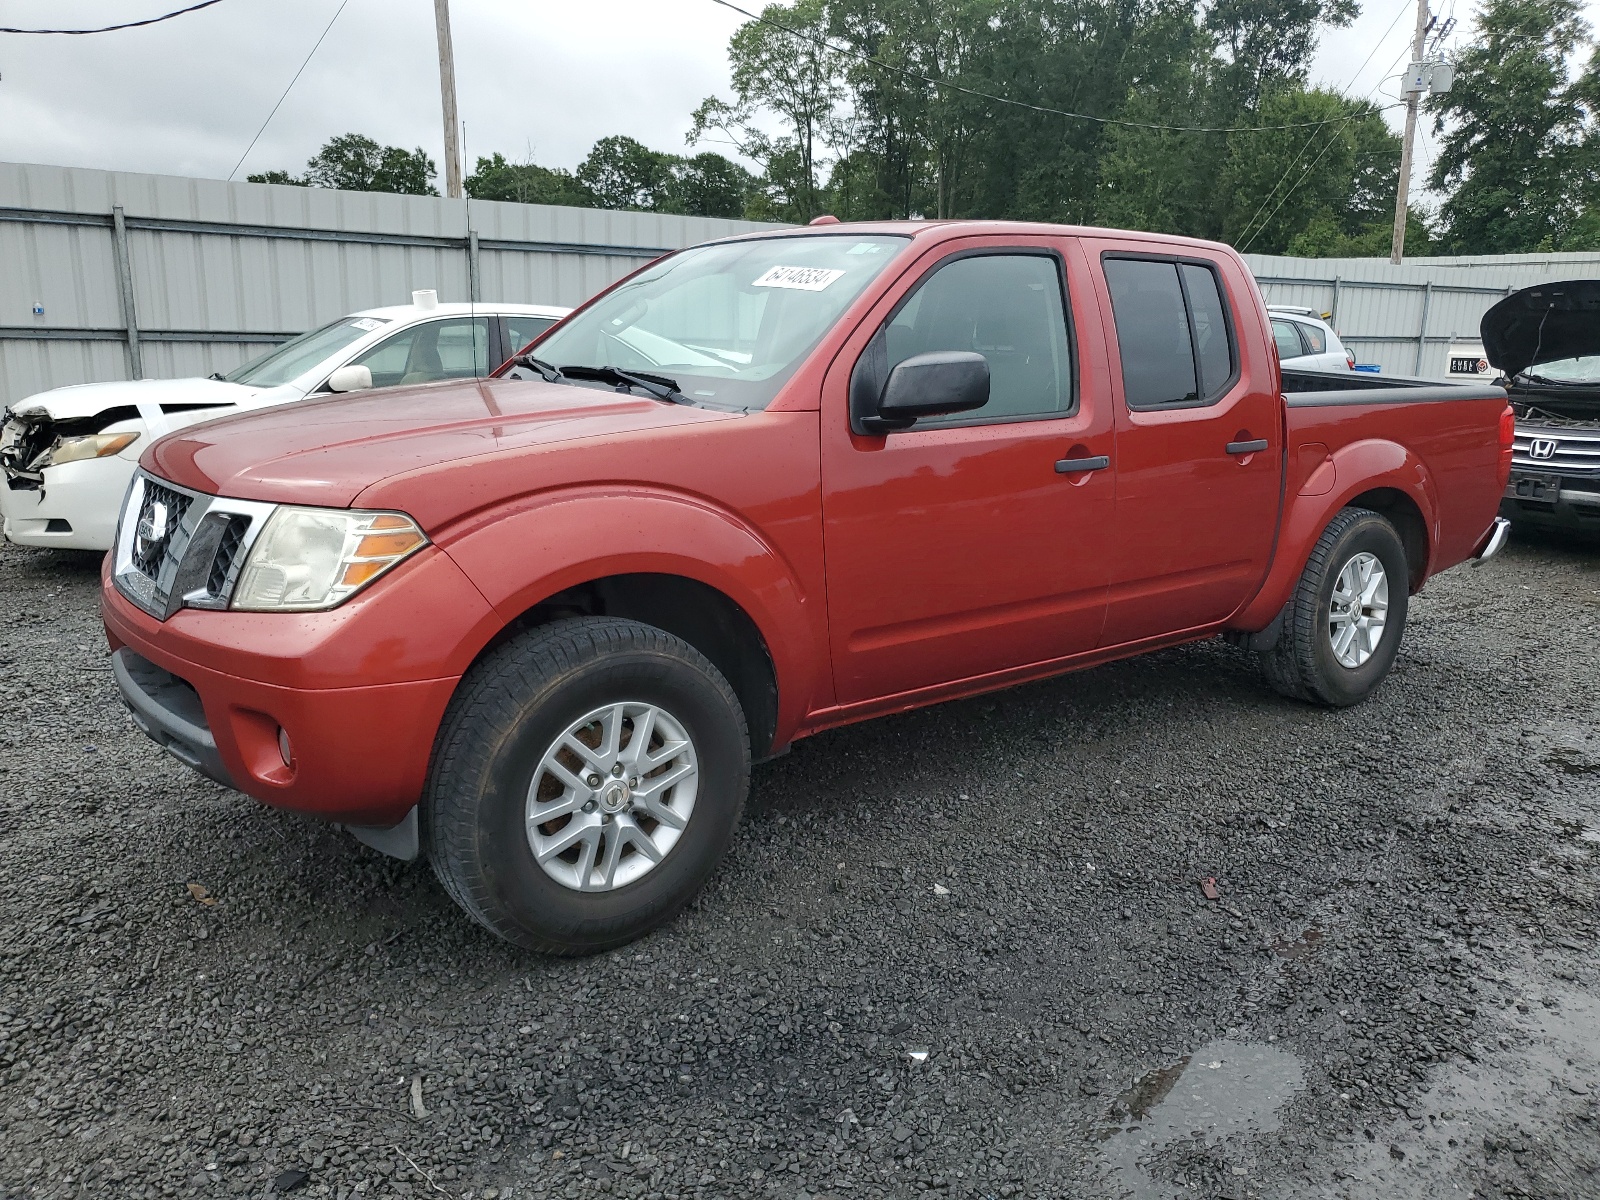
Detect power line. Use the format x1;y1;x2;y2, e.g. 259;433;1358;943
1;0;229;35
227;0;353;181
705;0;1401;134
1234;0;1414;248
1240;128;1349;252
1339;0;1415;93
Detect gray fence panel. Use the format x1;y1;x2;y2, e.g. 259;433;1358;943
0;161;776;407
1246;249;1600;377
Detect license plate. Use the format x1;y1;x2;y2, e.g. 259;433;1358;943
1450;357;1484;374
1507;472;1560;502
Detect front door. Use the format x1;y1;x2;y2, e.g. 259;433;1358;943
1085;241;1284;646
821;239;1116;706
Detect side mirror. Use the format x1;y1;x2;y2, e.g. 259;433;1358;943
326;364;372;393
861;351;989;433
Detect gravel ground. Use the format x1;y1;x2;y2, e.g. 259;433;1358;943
1;532;1597;1200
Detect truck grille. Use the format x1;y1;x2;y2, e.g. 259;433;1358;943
207;516;251;595
130;479;193;582
111;472;275;620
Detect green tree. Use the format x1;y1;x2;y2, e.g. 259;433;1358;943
576;135;678;210
1427;0;1600;252
245;169;308;187
250;133;439;195
465;153;596;207
690;0;846;221
665;152;757;218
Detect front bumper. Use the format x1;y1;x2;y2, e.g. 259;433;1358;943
1500;468;1600;532
101;545;500;828
1;455;136;550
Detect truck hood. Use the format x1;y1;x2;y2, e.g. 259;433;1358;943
144;377;739;511
1480;279;1600;379
5;376;259;422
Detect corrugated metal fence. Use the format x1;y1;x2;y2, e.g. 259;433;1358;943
0;161;774;407
6;159;1599;404
1244;249;1600;376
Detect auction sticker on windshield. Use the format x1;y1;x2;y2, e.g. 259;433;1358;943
753;266;847;291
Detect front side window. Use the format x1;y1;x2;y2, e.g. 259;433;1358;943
530;235;908;410
350;317;490;388
1104;257;1237;408
876;253;1073;425
223;317;391;388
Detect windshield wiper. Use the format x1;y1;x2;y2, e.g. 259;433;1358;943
511;354;566;384
559;365;693;405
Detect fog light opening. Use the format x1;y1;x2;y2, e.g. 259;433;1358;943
277;726;294;768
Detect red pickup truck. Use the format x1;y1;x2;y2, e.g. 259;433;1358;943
101;221;1513;953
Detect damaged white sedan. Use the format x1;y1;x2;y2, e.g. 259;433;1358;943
0;294;568;551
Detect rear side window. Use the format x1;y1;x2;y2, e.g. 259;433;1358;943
504;314;558;354
1298;321;1327;354
1272;319;1306;361
1104;257;1238;408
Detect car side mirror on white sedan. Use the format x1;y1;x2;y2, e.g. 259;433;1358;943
326;365;373;393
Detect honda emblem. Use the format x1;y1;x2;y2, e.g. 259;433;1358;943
1528;438;1559;460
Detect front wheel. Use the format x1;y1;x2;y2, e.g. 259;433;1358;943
423;617;750;954
1259;507;1410;707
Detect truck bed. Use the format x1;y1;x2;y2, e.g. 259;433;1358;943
1281;368;1506;405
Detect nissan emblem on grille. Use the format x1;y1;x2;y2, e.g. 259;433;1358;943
1528;438;1559;460
136;499;170;562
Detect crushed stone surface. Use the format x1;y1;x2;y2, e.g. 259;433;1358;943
0;533;1596;1199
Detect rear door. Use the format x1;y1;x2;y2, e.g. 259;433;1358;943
820;237;1115;704
1086;242;1283;646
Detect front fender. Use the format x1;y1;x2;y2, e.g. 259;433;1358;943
436;485;826;741
1231;437;1439;631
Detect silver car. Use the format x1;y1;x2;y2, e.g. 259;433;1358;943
1269;306;1356;372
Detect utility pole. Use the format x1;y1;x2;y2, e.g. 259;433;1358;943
433;0;463;199
1390;0;1432;264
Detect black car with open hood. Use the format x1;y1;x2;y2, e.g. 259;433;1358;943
1485;280;1600;533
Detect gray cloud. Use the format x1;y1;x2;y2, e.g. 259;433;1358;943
3;0;1596;192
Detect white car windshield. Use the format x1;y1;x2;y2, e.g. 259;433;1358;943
530;234;909;409
224;317;392;388
1525;355;1600;384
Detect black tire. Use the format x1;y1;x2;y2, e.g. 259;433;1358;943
423;616;750;954
1259;507;1410;707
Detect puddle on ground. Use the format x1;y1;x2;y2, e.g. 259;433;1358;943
1330;983;1600;1196
1099;1040;1306;1199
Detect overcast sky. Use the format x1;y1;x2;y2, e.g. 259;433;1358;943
2;0;1598;195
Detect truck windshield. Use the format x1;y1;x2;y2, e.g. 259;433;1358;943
1524;356;1600;384
532;234;909;409
223;317;391;388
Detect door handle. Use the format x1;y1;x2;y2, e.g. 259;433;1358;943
1226;439;1269;455
1055;455;1110;474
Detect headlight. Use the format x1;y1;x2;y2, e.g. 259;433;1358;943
231;507;428;611
40;431;139;467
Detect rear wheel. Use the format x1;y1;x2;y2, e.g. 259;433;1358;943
423;617;750;954
1259;507;1410;707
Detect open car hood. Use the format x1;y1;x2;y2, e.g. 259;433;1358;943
1480;279;1600;379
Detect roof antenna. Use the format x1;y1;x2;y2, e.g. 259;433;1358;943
463;120;481;379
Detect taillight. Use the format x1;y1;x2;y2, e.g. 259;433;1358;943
1497;404;1515;486
1346;349;1356;370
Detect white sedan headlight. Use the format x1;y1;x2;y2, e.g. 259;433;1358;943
40;431;140;467
231;507;428;611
